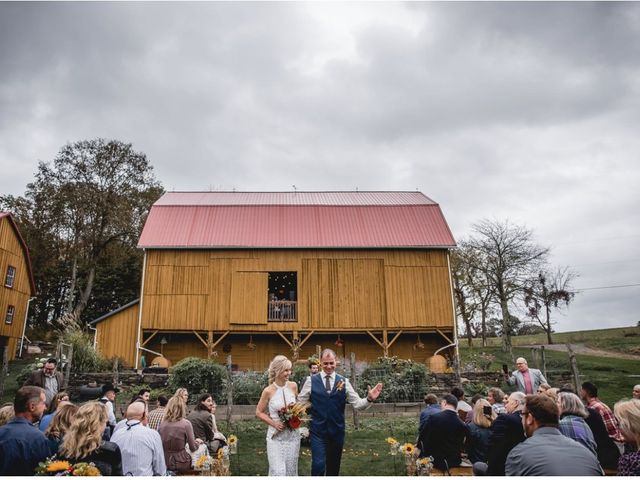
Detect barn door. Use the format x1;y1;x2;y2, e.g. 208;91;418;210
230;272;268;324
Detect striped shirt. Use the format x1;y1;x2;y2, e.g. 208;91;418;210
147;407;166;430
110;420;166;476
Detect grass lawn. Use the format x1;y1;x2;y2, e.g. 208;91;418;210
467;325;640;354
459;345;640;406
226;417;419;476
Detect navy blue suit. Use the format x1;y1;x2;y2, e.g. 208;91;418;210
419;409;469;471
309;373;347;476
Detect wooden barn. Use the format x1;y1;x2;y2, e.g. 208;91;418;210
92;192;458;371
0;212;36;360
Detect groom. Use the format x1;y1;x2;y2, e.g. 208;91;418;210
299;348;383;476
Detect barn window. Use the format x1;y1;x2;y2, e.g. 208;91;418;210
4;265;16;288
5;305;15;324
268;272;297;322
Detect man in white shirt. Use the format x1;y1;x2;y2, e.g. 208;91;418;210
111;401;166;476
98;383;119;436
298;348;383;476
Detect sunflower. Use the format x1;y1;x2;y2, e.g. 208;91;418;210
401;443;415;455
217;448;225;460
46;460;72;473
417;457;431;466
386;437;398;445
228;434;238;445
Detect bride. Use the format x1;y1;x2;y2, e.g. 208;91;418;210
256;355;301;476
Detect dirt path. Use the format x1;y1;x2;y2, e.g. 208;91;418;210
524;343;639;361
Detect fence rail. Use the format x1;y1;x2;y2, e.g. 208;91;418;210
267;300;297;322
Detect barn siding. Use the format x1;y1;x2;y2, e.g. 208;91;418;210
0;217;33;359
94;303;139;367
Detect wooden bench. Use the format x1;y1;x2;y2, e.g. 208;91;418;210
603;468;617;476
431;465;474;476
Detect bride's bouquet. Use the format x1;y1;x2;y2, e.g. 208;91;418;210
274;402;308;437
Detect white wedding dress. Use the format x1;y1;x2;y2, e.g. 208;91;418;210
266;383;301;476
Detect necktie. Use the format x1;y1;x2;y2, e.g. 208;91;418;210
325;375;331;392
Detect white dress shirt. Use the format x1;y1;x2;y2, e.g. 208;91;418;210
298;372;371;411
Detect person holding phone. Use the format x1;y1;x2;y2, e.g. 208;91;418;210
504;358;548;394
466;399;497;464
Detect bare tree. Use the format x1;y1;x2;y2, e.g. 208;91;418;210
524;267;578;344
466;219;549;354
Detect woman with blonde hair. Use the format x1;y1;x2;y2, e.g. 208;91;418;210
159;395;203;473
174;388;189;403
39;391;70;432
614;398;640;475
45;402;78;452
0;403;14;426
466;398;496;463
256;354;300;476
58;401;122;475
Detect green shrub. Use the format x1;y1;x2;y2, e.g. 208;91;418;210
231;371;268;405
168;357;228;404
357;356;430;403
61;329;111;373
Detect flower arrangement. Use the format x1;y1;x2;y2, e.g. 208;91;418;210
195;454;214;471
227;434;238;454
335;380;345;391
386;437;399;456
416;457;434;476
35;458;100;476
277;402;307;431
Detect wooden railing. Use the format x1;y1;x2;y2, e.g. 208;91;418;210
268;300;297;322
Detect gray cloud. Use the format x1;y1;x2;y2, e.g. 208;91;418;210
1;2;638;331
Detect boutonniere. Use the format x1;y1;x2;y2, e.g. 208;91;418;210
336;380;344;391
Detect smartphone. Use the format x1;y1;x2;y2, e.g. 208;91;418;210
502;364;509;374
483;405;493;416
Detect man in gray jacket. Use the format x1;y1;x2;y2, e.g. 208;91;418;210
504;357;547;394
505;394;603;476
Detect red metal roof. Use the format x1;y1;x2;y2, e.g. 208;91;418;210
138;192;456;249
0;212;36;294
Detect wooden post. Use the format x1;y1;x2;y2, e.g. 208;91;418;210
382;330;389;358
566;344;580;393
316;345;321;358
530;347;538;370
226;355;233;429
112;357;119;387
350;352;359;429
0;345;8;399
63;344;73;391
540;345;547;380
207;331;213;359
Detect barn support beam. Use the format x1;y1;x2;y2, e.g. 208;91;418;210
436;329;454;345
141;330;159;347
366;329;403;357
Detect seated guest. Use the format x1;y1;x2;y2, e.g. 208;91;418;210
148;395;168;430
633;385;640;400
0;386;52;475
451;386;472;420
188;393;225;454
557;391;597;455
111;400;166;476
159;396;203;473
44;402;78;453
419;393;441;434
537;382;551;394
488;387;507;414
0;403;15;427
39;391;69;432
614;399;640;476
464;394;483;424
58;401;122;475
138;388;151;404
581;381;624;443
466;398;496;463
586;403;621;469
505;394;603;476
473;391;526;476
418;394;469;471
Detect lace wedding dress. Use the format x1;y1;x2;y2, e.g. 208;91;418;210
266;383;301;476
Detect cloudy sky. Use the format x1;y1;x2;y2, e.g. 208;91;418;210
1;2;639;332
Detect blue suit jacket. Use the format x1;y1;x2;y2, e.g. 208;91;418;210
309;373;347;442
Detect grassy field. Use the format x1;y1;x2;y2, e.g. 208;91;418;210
466;325;640;354
458;345;640;406
225;417;418;476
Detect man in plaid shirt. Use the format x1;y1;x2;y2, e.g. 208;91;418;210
147;395;168;430
580;381;624;443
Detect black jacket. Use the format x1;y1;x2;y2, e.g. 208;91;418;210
586;407;620;469
486;411;526;476
419;409;469;471
60;441;123;476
